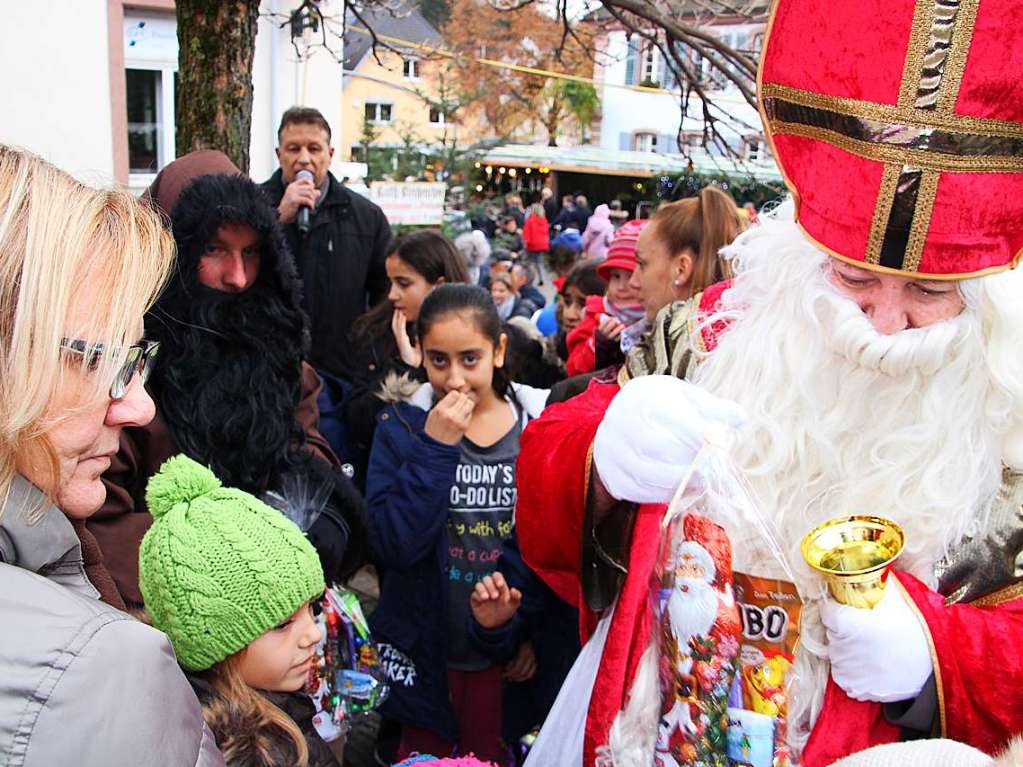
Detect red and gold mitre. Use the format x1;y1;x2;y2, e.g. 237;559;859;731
759;0;1023;279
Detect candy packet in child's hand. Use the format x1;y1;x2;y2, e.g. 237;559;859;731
306;584;389;741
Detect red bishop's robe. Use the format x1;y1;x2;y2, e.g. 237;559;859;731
515;286;1023;766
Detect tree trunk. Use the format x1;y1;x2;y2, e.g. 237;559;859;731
176;0;260;172
544;101;563;147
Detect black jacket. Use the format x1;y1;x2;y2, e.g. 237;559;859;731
341;325;424;490
261;170;392;379
542;196;558;222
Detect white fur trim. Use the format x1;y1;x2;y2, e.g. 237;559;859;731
511;382;550;420
1003;426;1023;471
828;740;992;767
994;735;1023;767
409;381;435;411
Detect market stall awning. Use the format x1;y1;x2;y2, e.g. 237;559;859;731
477;144;783;182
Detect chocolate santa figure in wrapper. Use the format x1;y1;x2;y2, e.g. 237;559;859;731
656;516;742;767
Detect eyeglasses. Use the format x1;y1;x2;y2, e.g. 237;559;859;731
60;338;160;399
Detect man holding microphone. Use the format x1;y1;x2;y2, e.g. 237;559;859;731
262;106;391;381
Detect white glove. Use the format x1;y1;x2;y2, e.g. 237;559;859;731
822;580;933;703
592;375;746;504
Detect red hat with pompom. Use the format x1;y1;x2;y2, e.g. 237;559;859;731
598;219;649;281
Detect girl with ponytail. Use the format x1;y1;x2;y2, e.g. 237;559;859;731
631;185;746;320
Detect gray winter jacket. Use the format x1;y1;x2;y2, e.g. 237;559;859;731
0;475;225;767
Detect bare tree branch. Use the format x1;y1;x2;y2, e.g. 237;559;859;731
266;0;767;164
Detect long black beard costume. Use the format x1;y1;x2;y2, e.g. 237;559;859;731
147;173;308;492
146;173;367;581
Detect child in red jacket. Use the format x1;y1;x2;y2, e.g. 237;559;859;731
522;203;550;284
565;219;648;376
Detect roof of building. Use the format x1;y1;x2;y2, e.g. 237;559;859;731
343;2;443;70
477;143;782;181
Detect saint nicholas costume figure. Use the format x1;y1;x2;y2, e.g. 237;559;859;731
516;1;1023;764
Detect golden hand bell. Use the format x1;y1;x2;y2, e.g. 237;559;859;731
801;516;904;609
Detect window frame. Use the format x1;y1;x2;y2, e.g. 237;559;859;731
633;131;658;153
642;44;657;84
428;106;449;126
402;58;420;80
365;101;394;124
124;61;176;191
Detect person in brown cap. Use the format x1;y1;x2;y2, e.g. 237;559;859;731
89;150;366;608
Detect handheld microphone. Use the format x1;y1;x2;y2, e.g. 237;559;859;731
296;169;315;235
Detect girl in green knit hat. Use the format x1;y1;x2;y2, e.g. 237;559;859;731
138;454;333;767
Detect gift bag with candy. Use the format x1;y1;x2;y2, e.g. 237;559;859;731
306;585;390;742
617;441;802;767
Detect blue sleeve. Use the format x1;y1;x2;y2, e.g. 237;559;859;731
466;533;536;662
365;408;461;569
467;611;526;664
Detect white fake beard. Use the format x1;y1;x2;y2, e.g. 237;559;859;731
690;206;1007;753
666;577;719;647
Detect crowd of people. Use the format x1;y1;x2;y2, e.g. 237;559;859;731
0;115;753;766
4;3;1023;765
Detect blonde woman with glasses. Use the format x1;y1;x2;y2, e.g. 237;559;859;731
0;146;225;766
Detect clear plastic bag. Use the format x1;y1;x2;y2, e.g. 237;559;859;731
650;441;801;767
305;585;390;742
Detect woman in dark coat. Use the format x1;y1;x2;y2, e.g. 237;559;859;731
342;230;469;488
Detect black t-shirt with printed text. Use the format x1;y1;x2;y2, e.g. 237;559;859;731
445;412;522;671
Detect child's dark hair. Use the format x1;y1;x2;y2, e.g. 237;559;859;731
504;318;564;388
390;229;471;285
546;243;579;278
418;284;510;397
351;229;469;338
562;261;606;297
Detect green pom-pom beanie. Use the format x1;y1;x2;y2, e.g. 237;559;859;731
139;455;324;671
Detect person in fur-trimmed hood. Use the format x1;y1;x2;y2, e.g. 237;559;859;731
88;150;366;607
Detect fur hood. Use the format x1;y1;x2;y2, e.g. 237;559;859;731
377;372;549;420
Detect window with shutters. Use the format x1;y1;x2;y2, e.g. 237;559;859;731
633;132;657;152
659;134;681;155
624;38;639;85
657;50;670;91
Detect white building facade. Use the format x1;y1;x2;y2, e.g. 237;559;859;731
596;22;768;166
1;0;348;191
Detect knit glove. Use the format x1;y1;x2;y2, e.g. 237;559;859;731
822;580;933;703
592;375;746;504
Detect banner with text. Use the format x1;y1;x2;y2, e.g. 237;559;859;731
369;182;446;225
